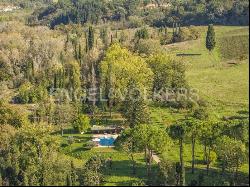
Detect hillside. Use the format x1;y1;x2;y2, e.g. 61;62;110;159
166;26;249;117
0;2;249;187
29;0;249;28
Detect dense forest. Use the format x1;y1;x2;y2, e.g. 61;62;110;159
0;0;249;186
27;0;249;28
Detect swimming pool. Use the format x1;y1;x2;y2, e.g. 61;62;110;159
99;137;115;147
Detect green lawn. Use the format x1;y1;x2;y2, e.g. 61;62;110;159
60;129;151;186
164;26;249;118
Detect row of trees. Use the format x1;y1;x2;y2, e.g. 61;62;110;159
30;0;249;28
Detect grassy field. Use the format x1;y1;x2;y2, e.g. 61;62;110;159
164;26;249;119
60;130;151;186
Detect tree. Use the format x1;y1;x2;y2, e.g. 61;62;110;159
185;118;202;174
206;24;216;52
100;43;153;106
70;161;78;186
80;155;105;186
121;80;150;128
72;114;91;133
100;27;109;48
133;124;171;180
192;107;209;120
88;26;95;51
146;53;187;93
222;119;249;145
168;123;185;186
0;101;28;128
115;128;139;174
135;27;149;41
199;120;221;175
65;60;81;92
54;103;76;136
216;136;247;184
154;160;176;186
0;123;71;186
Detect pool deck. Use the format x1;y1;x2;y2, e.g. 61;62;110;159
92;134;119;139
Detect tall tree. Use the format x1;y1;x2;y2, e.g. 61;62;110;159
115;128;139;175
80;155;105;186
185;118;202;174
168;123;185;186
206;24;216;52
122;80;150;128
200;120;221;175
133;124;170;180
216;136;247;184
88;26;95;51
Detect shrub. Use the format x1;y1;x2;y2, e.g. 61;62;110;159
128;16;144;28
219;35;249;60
17;82;48;104
135;27;149;40
135;39;163;55
72;114;91;133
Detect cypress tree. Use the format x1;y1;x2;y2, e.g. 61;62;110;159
110;34;113;44
78;44;82;64
88;26;95;51
100;27;108;48
85;31;89;53
54;73;58;89
206;24;216;52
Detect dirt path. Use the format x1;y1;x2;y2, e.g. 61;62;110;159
152;153;161;164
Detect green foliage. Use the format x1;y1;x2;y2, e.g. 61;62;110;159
0;123;71;186
100;27;109;48
100;43;153;102
115;128;140;174
216;136;247;175
192;107;209;120
0;101;28;128
146;53;187;92
219;35;249;60
128;16;144;28
172;26;201;43
34;0;249;28
135;39;163;55
154;160;176;186
80;155;105;186
121;81;150;128
135;27;149;40
221;119;249;145
65;60;81;91
72;114;91;133
133;124;171;154
206;24;216;52
88;26;95;51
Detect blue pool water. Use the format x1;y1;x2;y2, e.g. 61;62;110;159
99;137;115;146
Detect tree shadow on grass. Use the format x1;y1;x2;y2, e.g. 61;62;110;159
237;110;249;115
185;166;249;186
104;160;147;178
71;147;90;153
